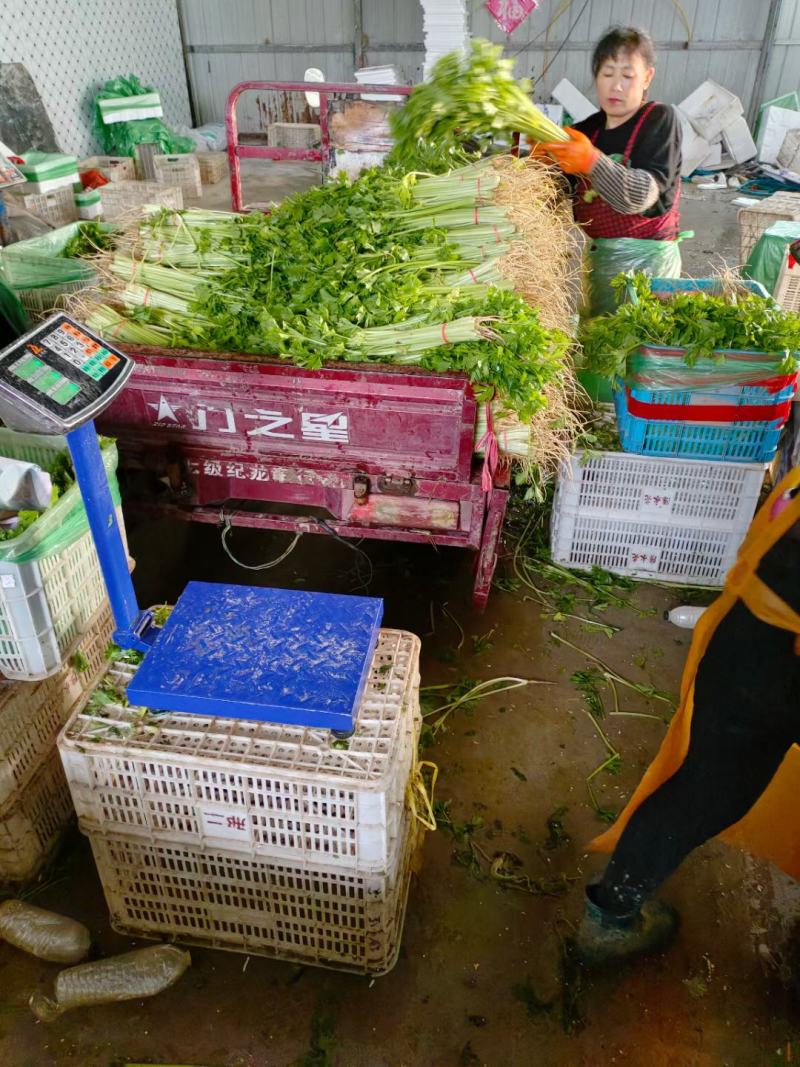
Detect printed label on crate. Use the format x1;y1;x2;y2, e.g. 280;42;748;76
627;545;661;571
639;487;675;517
0;574;16;588
200;806;253;842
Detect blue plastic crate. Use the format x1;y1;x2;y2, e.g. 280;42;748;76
645;277;771;300
628;373;797;408
613;386;785;463
616;276;797;461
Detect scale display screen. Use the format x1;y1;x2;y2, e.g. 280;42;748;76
0;313;133;432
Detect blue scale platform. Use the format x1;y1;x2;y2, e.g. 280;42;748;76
126;582;384;731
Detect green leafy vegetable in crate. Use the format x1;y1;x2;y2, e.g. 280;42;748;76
62;222;117;260
0;438;114;543
580;273;800;382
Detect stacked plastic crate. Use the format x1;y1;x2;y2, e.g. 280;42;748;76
612;279;797;466
552;278;798;585
0;611;112;882
58;629;424;975
0;429;130;883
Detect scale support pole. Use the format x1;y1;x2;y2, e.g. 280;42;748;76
66;420;154;650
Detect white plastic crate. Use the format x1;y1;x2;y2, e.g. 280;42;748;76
550;451;765;586
0;749;74;884
97;180;183;221
0;605;112;808
152;155;202;200
12;278;97;322
0;429;131;680
739;192;800;262
774;253;800;312
77;155;136;183
267;122;320;148
7;187;78;228
60;630;421;873
85;813;420;975
197;152;228;184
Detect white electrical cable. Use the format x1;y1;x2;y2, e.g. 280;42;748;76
219;511;302;571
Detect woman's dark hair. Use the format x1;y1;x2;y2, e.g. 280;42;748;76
591;27;657;77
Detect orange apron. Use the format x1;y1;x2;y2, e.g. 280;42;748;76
590;466;800;878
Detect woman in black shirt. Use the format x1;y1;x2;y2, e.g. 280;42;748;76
537;27;683;317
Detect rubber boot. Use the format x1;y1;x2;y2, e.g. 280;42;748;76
574;883;679;967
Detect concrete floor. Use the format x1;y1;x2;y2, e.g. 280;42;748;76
1;175;798;1067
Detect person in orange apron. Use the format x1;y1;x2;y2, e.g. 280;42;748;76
535;27;684;320
573;469;800;966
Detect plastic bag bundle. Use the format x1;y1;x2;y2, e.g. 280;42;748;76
626;346;795;389
0;277;28;349
0;458;52;512
584;235;686;317
93;75;194;159
744;220;800;296
0;222;99;291
0;900;90;964
30;944;191;1021
0;439;121;564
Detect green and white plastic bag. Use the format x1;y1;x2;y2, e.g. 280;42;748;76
583;233;691;318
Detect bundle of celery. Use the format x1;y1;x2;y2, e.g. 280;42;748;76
80;158;580;474
390;39;568;169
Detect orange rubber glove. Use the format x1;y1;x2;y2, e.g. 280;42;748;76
534;127;600;175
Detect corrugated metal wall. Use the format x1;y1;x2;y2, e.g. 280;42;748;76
475;1;774;110
0;0;191;158
183;0;800;132
182;0;424;131
764;0;800;103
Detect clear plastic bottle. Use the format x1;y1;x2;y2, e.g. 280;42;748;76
29;944;191;1021
0;900;90;964
665;606;706;629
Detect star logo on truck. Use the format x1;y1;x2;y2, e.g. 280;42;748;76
147;396;181;422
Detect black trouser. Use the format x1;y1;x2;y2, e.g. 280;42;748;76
596;535;800;917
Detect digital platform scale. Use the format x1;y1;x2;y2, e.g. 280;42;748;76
0;314;382;732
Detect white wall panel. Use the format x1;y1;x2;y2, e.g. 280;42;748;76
0;0;191;157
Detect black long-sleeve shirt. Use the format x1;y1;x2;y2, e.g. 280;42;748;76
572;103;682;217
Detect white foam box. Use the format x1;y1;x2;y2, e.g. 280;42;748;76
757;106;800;165
722;114;757;164
677;108;711;177
700;141;723;168
679;80;742;142
551;78;595;123
778;129;800;172
538;103;564;126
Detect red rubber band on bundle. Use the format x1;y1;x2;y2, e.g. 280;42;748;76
476;400;499;492
493;225;501;241
469;269;478;284
625;387;793;424
441;323;450;344
474;205;479;225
